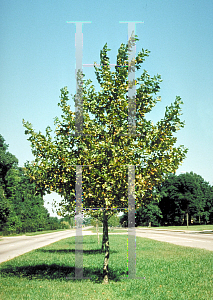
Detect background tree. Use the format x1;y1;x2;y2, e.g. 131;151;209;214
108;212;120;228
23;34;188;283
4;167;50;233
59;220;70;229
190;172;213;224
0;134;18;188
135;202;163;227
90;214;101;244
158;174;183;225
0;134;18;229
82;215;92;226
119;212;128;227
158;172;213;226
0;185;11;230
0;134;60;234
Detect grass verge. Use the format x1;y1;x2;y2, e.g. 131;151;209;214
84;227;127;234
0;234;212;299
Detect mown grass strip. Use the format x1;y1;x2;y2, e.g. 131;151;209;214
0;234;212;299
84;227;127;234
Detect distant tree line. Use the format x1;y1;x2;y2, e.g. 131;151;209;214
120;172;213;227
0;134;70;235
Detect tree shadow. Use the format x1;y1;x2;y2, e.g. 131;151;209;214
66;240;98;245
37;248;118;255
0;263;126;283
1;237;127;283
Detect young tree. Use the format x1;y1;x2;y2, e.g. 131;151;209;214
23;34;188;283
108;212;120;228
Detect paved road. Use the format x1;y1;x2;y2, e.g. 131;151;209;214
135;228;213;251
0;227;96;264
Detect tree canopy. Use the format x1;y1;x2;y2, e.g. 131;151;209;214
0;134;64;233
158;172;213;225
23;35;188;216
0;134;18;188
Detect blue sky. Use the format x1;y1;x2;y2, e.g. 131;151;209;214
1;0;213;216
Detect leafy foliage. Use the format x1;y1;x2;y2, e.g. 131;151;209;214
108;213;120;227
0;134;18;188
158;172;213;225
23;35;188;218
0;134;64;234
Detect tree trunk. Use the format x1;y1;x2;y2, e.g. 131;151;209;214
96;218;99;245
101;211;106;252
102;209;109;284
186;205;189;228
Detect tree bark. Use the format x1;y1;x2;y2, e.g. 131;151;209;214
96;218;99;245
101;211;106;252
102;209;109;284
186;205;189;228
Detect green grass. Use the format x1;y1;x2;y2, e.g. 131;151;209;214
137;224;213;231
85;227;127;234
0;234;212;299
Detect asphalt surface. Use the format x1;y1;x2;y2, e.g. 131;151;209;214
0;227;96;264
135;228;213;251
0;227;212;264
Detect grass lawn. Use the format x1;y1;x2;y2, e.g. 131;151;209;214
137;225;213;231
84;227;127;234
0;234;212;300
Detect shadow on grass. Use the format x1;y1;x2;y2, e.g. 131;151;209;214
0;263;126;283
36;248;118;255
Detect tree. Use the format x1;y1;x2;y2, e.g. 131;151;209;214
82;215;92;226
189;172;213;224
135;203;163;227
119;212;128;227
158;174;183;225
0;134;19;231
23;34;188;283
0;134;18;189
4;167;50;233
0;185;12;230
0;135;52;234
60;220;70;229
120;202;163;227
158;172;213;226
90;216;101;244
108;212;120;228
